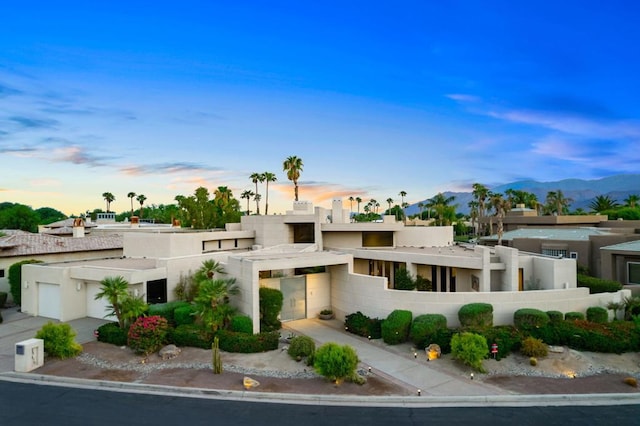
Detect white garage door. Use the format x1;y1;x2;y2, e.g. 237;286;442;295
86;283;112;321
38;283;61;320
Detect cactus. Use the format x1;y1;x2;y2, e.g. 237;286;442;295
212;336;222;374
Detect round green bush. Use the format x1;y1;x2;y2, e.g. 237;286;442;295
565;311;585;321
230;315;253;334
96;322;127;346
313;342;359;382
514;308;550;330
586;306;609;324
458;303;493;328
546;311;564;323
520;336;548;358
381;309;412;345
287;335;316;359
174;305;196;326
450;332;488;373
35;322;82;359
410;314;447;348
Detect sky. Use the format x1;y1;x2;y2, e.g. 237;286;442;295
1;1;639;216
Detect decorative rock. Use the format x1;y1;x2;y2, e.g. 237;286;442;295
548;345;564;354
159;344;181;360
243;376;260;389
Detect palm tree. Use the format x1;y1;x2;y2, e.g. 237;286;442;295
94;276;129;328
468;200;479;236
386;198;394;214
429;192;456;226
194;278;240;332
348;196;354;214
472;183;489;235
399;191;407;206
240;190;254;215
545;190;572;215
490;192;510;244
127;192;136;217
262;171;277;215
250;172;263;214
136;194;147;218
624;194;640;208
195;259;226;282
589;195;619;213
102;192;115;212
253;193;262;213
283;155;303;201
355;197;362;214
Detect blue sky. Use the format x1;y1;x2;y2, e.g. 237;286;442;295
1;1;639;216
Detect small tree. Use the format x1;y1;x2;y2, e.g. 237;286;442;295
259;287;283;331
8;259;43;305
394;267;415;290
94;276;130;329
450;332;488;373
313;342;359;384
35;322;83;359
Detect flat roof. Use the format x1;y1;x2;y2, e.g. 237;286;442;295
44;257;159;270
483;227;614;241
601;240;640;252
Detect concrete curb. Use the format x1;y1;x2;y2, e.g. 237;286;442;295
2;372;639;408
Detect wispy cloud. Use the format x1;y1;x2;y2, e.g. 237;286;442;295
446;93;481;103
121;162;223;176
0;82;23;98
8;115;59;129
51;145;111;167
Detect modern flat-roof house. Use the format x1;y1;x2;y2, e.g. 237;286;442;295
21;200;628;331
601;240;640;296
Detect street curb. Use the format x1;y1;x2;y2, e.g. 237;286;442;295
2;372;639;408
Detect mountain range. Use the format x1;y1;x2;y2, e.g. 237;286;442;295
405;174;640;216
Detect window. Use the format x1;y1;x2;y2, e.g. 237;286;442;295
0;269;4;278
628;262;640;285
570;252;578;259
362;231;393;247
542;248;567;258
293;223;315;243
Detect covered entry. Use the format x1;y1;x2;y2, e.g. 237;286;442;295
280;276;307;321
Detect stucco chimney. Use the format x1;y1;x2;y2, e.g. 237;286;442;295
72;217;85;238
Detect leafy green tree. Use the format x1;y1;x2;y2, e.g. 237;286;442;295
394;267;415;290
213;186;241;226
472;183;490;235
283;155;304;201
175;187;216;229
428;192;457;226
262;172;277;215
102;192;115;212
35;207;67;225
451;332;488;373
314;342;359;384
94;276;130;328
0;203;40;232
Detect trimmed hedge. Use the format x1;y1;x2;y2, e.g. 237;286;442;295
565;311;585;321
546;311;564;323
458;303;493;328
344;311;382;339
479;325;523;359
230;315;253;334
170;324;214;349
577;274;623;294
96;322;128;346
381;309;412;345
259;287;283;332
532;320;640;353
8;259;42;305
514;308;550;331
409;314;447;349
586;306;609;324
174;304;197;326
148;301;191;326
217;330;280;353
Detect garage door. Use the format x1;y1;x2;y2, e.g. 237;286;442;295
38;283;61;320
86;283;112;321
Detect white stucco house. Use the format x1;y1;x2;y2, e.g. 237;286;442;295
20;200;628;331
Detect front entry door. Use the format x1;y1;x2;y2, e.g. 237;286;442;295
280;276;306;321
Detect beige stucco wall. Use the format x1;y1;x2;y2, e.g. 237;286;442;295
395;226;454;247
241;215;291;247
123;231;254;258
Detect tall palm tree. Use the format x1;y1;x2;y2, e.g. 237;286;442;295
102;192;115;212
428;192;456;226
253;193;262;213
283;155;303;201
355;197;362;214
490;192;510;244
468;200;479;236
250;172;263;214
624;194;640;208
545;190;572;215
589;195;619;213
94;276;129;329
386;198;394;214
240;190;255;215
127;192;136;217
136;194;147;218
398;191;407;224
348;196;354;214
472;183;489;235
262;172;277;215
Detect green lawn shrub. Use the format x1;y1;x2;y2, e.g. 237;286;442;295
259;287;283;332
313;342;359;383
577;274;623;294
415;275;432;292
565;311;585;321
230;315;253;334
532;319;640;353
409;314;447;349
450;332;488;373
96;322;127;346
217;330;279;353
9;259;42;305
344;311;382;339
546;311;564;323
148;301;191;326
480;325;523;359
520;336;548;358
394;267;416;290
170;324;214;349
127;315;169;355
287;335;316;361
0;291;7;308
381;309;412;345
173;304;197;326
35;322;83;359
458;303;493;328
586;306;609;324
513;308;550;331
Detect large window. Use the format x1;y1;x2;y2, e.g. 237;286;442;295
293;223;315;243
542;248;567;258
628;262;640;285
362;231;393;247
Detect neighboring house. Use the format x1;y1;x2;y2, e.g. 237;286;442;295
0;227;123;301
600;240;640;296
39;218;99;236
21;200;628;331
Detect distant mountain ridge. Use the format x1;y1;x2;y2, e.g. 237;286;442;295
406;174;640;216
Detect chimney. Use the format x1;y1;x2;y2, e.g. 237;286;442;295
72;217;85;238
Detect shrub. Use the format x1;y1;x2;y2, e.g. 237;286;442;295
394;267;415;290
96;322;127;346
170;324;214;349
529;357;538;366
481;325;523;359
381;309;412;345
409;314;447;349
35;322;82;359
230;315;253;334
577;274;623;294
217;330;279;353
546;311;564;323
287;335;316;360
259;287;283;332
520;336;548;358
565;311;585;321
514;308;550;331
0;291;7;308
9;259;42;305
586;306;609;324
345;311;382;338
450;332;488;373
148;301;191;326
127;315;169;355
174;304;197;326
314;342;359;383
458;303;493;328
415;275;432;292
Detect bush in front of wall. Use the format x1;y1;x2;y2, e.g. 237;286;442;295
9;259;43;305
259;287;283;332
513;308;550;331
381;309;412;345
458;303;493;328
170;324;214;349
35;322;82;359
344;311;382;339
287;335;316;361
480;325;523;359
0;291;7;308
173;304;197;326
409;314;447;349
96;322;127;346
217;330;279;353
520;336;548;358
586;306;609;324
565;311;585;321
313;342;359;383
127;315;169;355
546;311;564;323
450;332;488;373
148;301;191;326
577;274;623;294
230;315;253;334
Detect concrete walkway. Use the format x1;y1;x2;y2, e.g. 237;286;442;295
284;318;506;397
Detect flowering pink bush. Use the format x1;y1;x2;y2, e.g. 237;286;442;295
127;315;169;355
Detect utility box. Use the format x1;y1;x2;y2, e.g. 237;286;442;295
15;338;44;372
